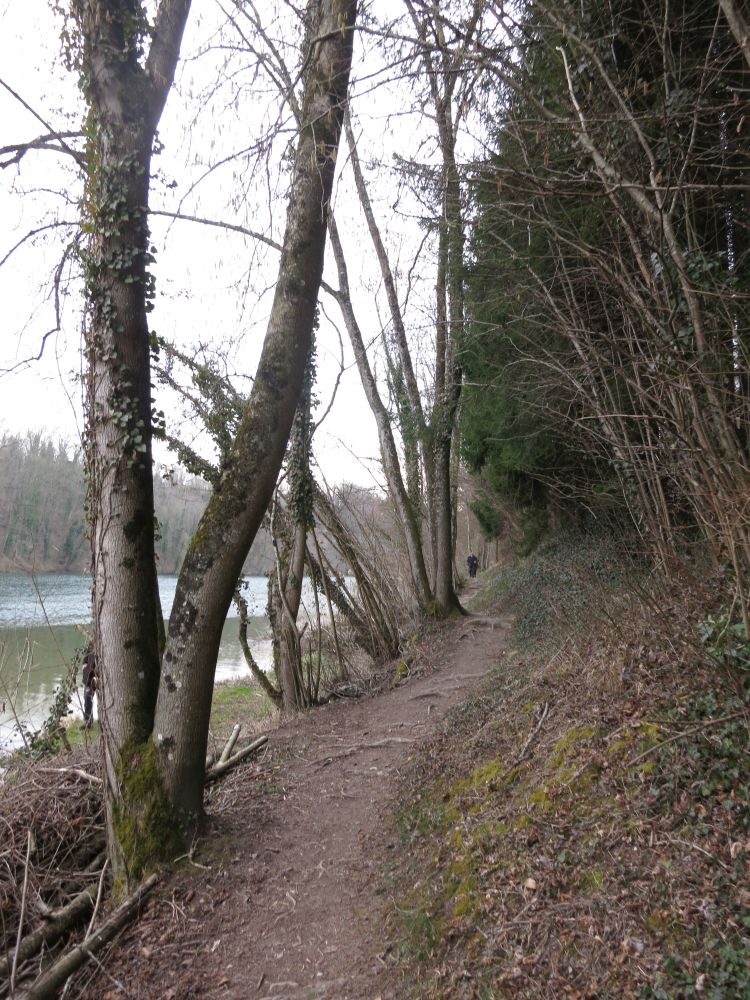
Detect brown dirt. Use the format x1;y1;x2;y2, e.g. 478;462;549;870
78;582;512;1000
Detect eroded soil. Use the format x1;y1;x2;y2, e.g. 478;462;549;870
81;585;511;1000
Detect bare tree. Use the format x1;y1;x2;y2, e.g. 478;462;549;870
145;0;358;845
327;0;496;616
66;0;358;879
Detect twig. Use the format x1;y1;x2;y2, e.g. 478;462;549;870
656;837;731;872
517;702;550;762
10;830;32;996
311;526;347;682
310;736;415;768
0;674;30;751
76;947;134;998
84;859;110;940
629;711;748;766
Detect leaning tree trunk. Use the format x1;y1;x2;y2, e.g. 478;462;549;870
148;0;358;838
76;0;192;880
720;0;750;71
343;113;436;531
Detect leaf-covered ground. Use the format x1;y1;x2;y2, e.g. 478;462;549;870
384;541;750;999
2;540;748;999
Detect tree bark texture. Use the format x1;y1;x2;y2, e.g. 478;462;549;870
151;0;358;827
720;0;750;71
76;0;192;878
278;520;308;714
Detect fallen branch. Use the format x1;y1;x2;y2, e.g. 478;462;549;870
205;735;268;782
36;768;102;785
47;850;108;915
0;880;100;982
219;723;242;764
517;702;550;762
16;874;158;1000
206;722;245;770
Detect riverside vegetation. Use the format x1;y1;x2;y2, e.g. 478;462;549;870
1;533;747;997
0;432;275;576
1;0;748;991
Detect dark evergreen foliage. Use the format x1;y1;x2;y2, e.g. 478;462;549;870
461;0;750;580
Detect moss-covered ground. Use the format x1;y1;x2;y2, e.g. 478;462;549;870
385;537;750;998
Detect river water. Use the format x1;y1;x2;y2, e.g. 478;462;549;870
0;573;273;752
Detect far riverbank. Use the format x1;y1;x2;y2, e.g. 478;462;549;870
0;572;272;751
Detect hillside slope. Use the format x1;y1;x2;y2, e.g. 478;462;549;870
387;540;750;998
3;545;747;999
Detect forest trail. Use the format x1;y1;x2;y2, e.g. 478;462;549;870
94;584;512;1000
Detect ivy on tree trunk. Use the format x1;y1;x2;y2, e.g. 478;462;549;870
74;0;358;880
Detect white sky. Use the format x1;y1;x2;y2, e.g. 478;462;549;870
0;0;387;488
0;0;496;489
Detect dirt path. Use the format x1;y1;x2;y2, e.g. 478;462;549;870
94;588;512;1000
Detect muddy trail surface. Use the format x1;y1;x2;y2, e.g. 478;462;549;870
90;585;511;1000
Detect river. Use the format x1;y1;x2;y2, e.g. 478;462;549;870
0;573;273;752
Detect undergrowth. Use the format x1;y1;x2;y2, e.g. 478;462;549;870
467;530;635;646
386;534;750;999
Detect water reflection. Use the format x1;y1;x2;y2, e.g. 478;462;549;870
0;574;273;752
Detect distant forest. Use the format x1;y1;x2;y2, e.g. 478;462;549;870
0;432;276;575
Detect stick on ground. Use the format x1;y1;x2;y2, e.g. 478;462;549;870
205;735;268;782
16;874;158;1000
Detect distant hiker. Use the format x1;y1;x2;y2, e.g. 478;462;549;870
467;553;479;579
82;644;97;728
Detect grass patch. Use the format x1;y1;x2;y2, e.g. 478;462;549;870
207;679;277;751
62;718;101;749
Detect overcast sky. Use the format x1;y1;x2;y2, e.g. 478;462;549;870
0;0;401;488
1;0;492;495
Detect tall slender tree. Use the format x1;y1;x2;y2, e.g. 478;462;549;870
72;0;357;880
71;0;193;878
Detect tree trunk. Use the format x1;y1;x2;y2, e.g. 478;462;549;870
395;0;468;615
720;0;750;70
149;0;357;834
278;520;307;714
76;0;192;880
328;216;433;613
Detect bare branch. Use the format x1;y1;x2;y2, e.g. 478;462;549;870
0;132;84;170
0;79;84;166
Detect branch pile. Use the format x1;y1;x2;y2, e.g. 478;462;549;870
1;723;268;993
0;752;105;992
